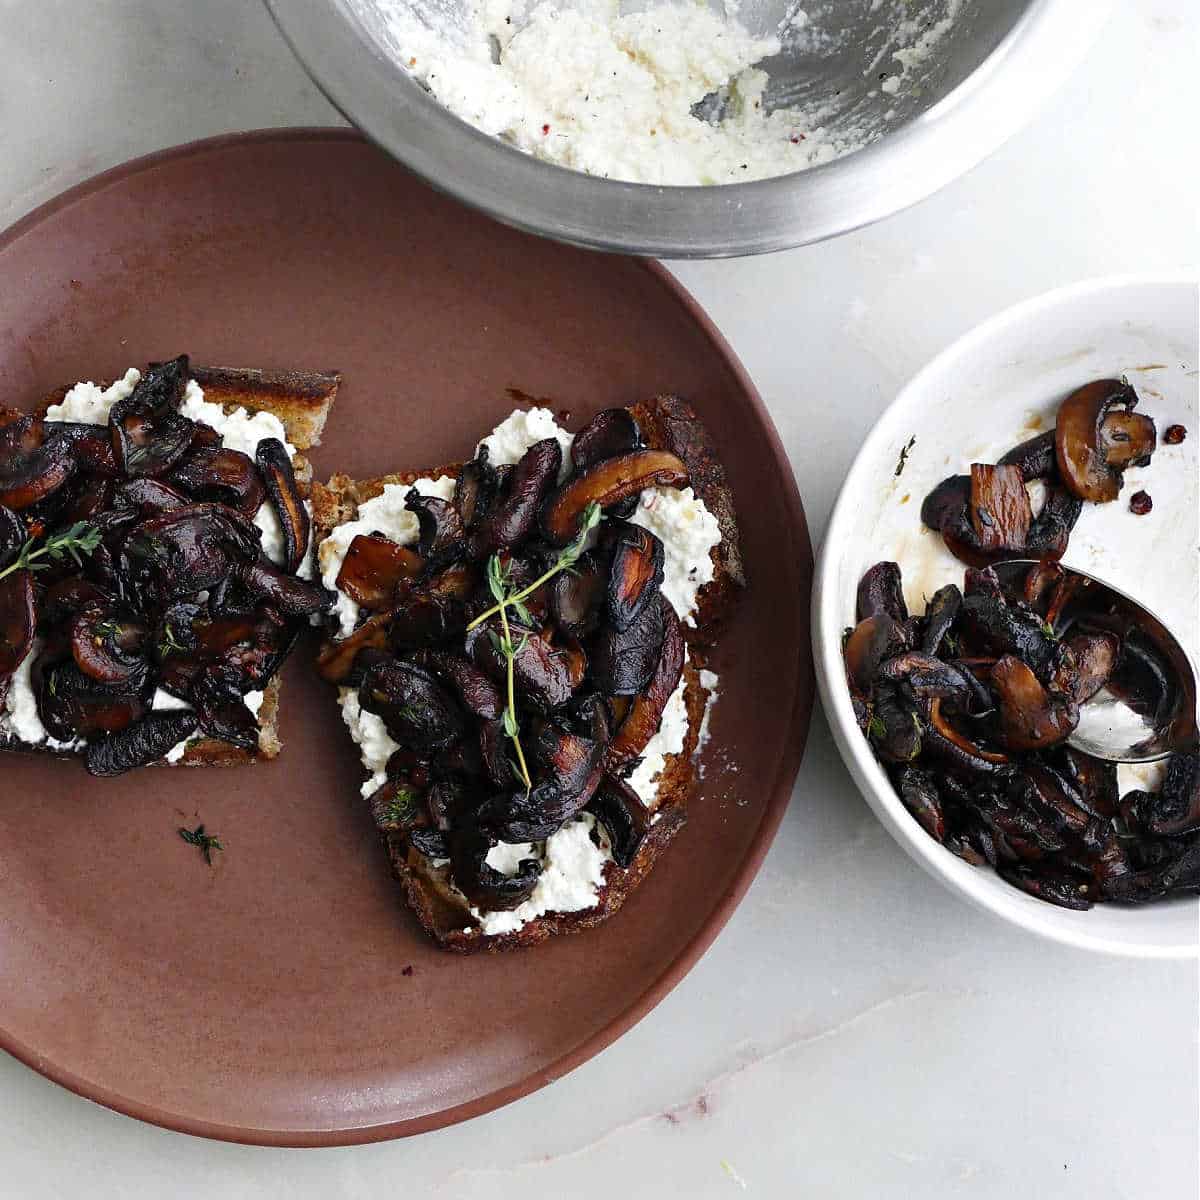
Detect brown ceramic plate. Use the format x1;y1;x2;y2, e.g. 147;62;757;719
0;130;812;1145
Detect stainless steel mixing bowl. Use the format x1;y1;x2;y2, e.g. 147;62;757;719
266;0;1110;258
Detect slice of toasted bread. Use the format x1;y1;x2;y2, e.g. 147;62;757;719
0;364;340;768
312;395;742;952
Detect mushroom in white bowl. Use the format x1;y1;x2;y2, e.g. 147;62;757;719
814;275;1199;958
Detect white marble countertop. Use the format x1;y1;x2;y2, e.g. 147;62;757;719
1;2;1196;1195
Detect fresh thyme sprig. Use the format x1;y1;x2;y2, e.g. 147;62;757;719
0;521;102;583
178;824;223;866
464;502;604;797
486;556;534;795
465;501;603;633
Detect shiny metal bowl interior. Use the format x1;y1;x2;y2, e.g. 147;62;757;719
266;0;1109;257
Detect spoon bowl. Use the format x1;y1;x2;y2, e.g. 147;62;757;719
993;560;1199;764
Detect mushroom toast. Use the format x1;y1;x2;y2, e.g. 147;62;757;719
313;397;743;952
0;356;339;775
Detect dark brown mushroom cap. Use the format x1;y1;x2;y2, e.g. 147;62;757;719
605;596;685;770
998;430;1057;480
606;521;665;633
548;550;606;638
0;568;36;675
36;657;149;742
417;651;503;720
166;446;266;515
1142;752;1200;837
541;449;688;545
466;619;581;711
85;709;199;777
191;661;261;751
1054;378;1152;502
896;766;945;842
571;408;642;473
236;557;333;618
453;448;500;531
448;825;542;911
0;437;75;511
112;477;191;517
336;534;423;611
359;657;465;752
856;560;908;624
468;438;562;557
919;584;961;657
843;612;910;692
404;488;464;557
255;437;310;574
588;773;651;868
591;588;667;697
117;502;262;608
990;655;1079;751
69;606;149;687
0;504;26;570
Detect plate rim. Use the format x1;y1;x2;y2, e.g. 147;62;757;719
0;128;815;1145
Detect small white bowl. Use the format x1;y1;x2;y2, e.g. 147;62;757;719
814;275;1199;958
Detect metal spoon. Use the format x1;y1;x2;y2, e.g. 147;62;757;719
993;560;1198;764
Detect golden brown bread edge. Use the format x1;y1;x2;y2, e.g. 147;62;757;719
311;395;743;952
0;364;340;768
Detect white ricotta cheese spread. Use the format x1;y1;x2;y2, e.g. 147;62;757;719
627;667;691;809
477;405;574;475
630;486;721;626
470;814;613;935
340;686;402;798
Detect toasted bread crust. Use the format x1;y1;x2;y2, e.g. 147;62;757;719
313;397;741;951
3;364;339;769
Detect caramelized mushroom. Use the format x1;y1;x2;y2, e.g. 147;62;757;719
118;503;262;606
418;651;502;720
920;474;970;533
359;658;464;751
1142;752;1200;837
467;619;581;711
967;463;1031;556
896;766;945;842
316;607;393;684
548;550;606;637
1055;378;1154;502
919;584;961;656
406;489;463;556
605;597;685;769
167;446;265;515
856;560;908;624
453;448;499;530
468;438;562;556
477;731;604;841
85;709;198;777
843;613;909;692
236;557;333;618
0;437;74;510
990;655;1079;751
0;569;36;675
998;430;1057;480
449;826;542;911
588;773;652;867
336;534;423;611
592;590;666;697
1024;485;1081;560
113;477;191;516
606;522;664;632
868;684;922;763
922;698;1008;772
69;606;148;687
572;408;642;472
0;504;26;569
1058;630;1119;704
191;661;260;751
37;659;147;741
541;449;688;544
255;438;310;573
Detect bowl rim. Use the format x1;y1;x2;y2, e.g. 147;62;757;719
813;272;1200;960
264;0;1112;258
